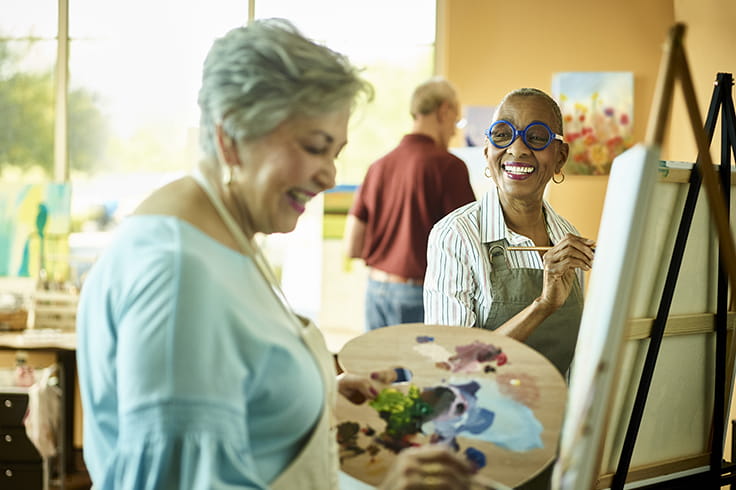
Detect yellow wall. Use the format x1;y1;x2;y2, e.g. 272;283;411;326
440;0;673;148
439;0;676;241
439;0;736;465
672;0;736;466
670;0;736;164
438;0;736;241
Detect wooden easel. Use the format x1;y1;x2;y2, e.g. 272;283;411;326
610;23;736;489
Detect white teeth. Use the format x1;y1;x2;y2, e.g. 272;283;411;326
288;190;311;205
503;165;534;175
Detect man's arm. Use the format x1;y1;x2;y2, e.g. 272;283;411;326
343;214;366;259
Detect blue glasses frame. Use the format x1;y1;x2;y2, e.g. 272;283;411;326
485;120;564;151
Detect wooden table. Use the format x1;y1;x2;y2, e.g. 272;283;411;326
335;324;567;489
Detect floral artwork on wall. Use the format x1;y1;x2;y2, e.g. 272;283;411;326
551;72;634;175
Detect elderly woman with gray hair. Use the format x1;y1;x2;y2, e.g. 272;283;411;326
76;18;476;490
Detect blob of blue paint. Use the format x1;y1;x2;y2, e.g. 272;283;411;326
464;446;486;469
416;336;435;343
393;367;412;383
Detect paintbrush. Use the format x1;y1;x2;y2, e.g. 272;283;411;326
506;246;554;252
507;245;596;252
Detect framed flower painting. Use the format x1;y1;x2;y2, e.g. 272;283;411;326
551;72;634;175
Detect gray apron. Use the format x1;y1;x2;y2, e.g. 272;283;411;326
482;239;583;490
482;240;583;376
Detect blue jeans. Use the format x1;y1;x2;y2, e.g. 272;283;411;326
365;278;424;331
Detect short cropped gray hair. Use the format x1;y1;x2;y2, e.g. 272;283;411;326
410;76;458;119
498;88;564;134
197;18;373;159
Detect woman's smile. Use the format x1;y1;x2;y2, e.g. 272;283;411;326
286;188;316;213
502;161;536;180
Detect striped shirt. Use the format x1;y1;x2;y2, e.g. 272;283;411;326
423;185;584;327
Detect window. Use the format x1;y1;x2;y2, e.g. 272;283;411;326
0;0;58;181
1;0;435;205
68;0;248;175
255;0;436;184
1;1;436;320
67;0;248;228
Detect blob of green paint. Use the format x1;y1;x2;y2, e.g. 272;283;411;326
369;385;434;439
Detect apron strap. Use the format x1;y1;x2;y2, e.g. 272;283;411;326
192;170;340;488
190;170;302;335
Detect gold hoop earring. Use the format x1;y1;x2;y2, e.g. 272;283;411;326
552;172;565;184
484;167;492;179
222;165;233;186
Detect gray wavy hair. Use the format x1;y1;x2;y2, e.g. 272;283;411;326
497;87;564;134
197;18;373;161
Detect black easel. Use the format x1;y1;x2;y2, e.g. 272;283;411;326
610;72;736;490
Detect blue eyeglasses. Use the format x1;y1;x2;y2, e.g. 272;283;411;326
485;120;564;151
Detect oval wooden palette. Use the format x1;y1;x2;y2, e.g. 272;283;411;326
336;323;567;489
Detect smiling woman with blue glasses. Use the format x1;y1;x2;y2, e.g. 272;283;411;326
424;88;596;488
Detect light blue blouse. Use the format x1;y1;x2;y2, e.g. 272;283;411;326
76;215;325;489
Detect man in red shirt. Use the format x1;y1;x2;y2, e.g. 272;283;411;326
344;76;476;330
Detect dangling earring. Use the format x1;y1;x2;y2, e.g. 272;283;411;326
222;164;233;186
484;167;492;179
552;171;565;184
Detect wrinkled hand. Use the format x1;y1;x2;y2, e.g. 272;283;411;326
338;368;410;404
337;373;379;405
378;445;474;490
538;233;595;311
